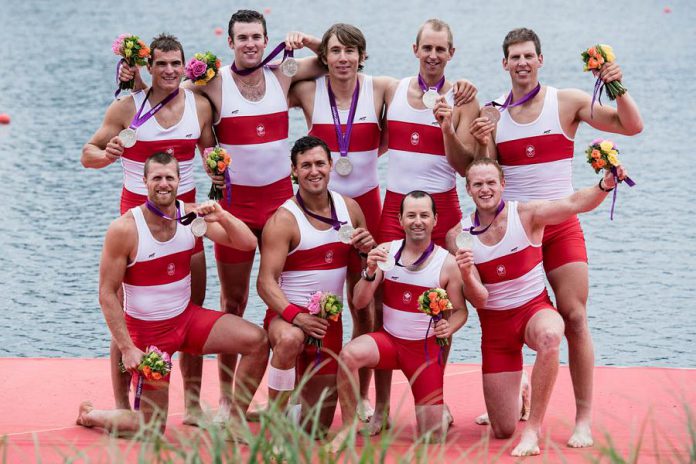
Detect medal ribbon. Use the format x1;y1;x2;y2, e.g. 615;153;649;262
424;315;445;367
469;201;506;236
590;77;605;119
486;82;541;112
608;167;636;221
295;191;346;231
417;74;445;95
327;78;360;158
133;374;144;410
114;59;126;98
394;240;435;269
145;200;196;225
231;42;294;76
128;88;180;130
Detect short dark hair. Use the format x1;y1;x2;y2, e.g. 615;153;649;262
502;28;541;58
318;23;368;71
465;158;505;184
416;18;454;49
144;152;180;177
149;33;185;65
290;136;332;166
228;9;267;40
400;190;437;216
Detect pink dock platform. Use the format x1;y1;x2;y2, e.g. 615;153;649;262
1;359;693;462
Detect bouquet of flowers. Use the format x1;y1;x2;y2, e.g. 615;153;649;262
185;51;221;86
113;34;150;92
306;291;343;349
203;146;231;203
581;44;627;117
417;288;453;347
585;139;635;220
138;346;173;381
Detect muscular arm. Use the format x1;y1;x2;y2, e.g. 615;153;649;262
562;86;643;136
439;256;469;335
257;211;296;315
288;80;316;127
81;99;132;169
352;243;387;309
437;97;482;176
191;201;256;251
345;196;377;253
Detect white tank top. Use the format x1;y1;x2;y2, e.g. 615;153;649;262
462;201;545;310
214;65;290;187
494;86;575;201
308;75;380;198
123;201;195;321
121;89;200;196
279;191;352;307
382;240;449;340
385;77;456;194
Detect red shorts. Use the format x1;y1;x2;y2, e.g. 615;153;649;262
348;186;383;273
264;308;343;376
120;187;203;254
125;303;225;383
215;177;293;264
542;215;587;272
477;291;555;374
369;330;444;405
378;188;462;247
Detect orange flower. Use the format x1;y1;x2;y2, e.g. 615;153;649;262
215;59;221;69
587;57;600;69
587;47;598;58
591;149;601;159
428;292;437;300
142;366;151;376
429;301;438;310
438;299;448;310
591;161;600;170
596;159;606;168
329;314;339;322
597;55;605;65
217;161;226;171
151;372;162;380
138;47;149;58
432;306;441;315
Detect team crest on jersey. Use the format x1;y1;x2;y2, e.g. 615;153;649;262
496;265;506;277
410;132;420;146
525;144;535;158
402;291;412;304
325;250;334;264
256;124;266;137
167;263;176;276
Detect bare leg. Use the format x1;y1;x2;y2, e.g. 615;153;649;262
368;299;392;435
547;262;594;448
215;259;254;419
475;369;530;425
482;371;523;439
415;404;448;442
110;339;131;410
300;374;339;436
346;271;375;421
511;309;564;457
267;318;305;411
182;250;206;425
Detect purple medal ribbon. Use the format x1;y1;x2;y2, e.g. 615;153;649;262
417;74;445;94
590;77;605;119
486;83;541;113
145;200;197;225
129;88;180;131
608;167;636;221
327;78;360;159
295;191;346;231
423;316;445;367
133;374;144;410
114;59;126;98
231;42;293;76
394;240;435;269
223;170;232;207
468;200;506;236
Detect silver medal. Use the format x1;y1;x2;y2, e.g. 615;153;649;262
119;128;137;148
481;106;501;124
377;255;396;272
335;157;353;176
455;231;474;250
337;224;354;244
281;57;298;77
191;217;207;237
422;89;439;109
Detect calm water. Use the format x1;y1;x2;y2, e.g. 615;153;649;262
1;0;694;368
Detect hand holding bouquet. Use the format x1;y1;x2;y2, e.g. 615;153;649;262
581;44;627;117
203;146;231;204
306;291;343;349
586;139;635;220
113;34;150;94
138;346;173;381
418;288;453;347
185;52;221;86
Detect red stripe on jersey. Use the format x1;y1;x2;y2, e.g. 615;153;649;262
383;280;429;313
124;249;193;286
497;134;574;166
215;111;289;145
476;245;542;284
283;242;351;271
387;120;445;156
122;139;197;163
309;123;380;153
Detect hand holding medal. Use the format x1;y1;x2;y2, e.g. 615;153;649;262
418;74;445;109
373;245;396;272
232;42;298;77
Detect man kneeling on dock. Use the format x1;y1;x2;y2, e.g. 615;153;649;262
76;152;269;434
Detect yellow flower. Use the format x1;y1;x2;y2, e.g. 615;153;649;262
599;140;614;153
206;68;215;79
124;48;132;58
599;44;616;62
194;80;207;86
607;153;620;166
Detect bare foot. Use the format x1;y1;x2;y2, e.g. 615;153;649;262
329;428;350;454
76;401;94;427
245;403;267;423
356;398;375;422
444;404;454;426
213;405;231;425
474;412;489;425
182;407;204;427
511;427;540;456
520;370;531;421
567;421;593;448
362;413;391;436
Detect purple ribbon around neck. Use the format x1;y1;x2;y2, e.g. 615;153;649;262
486;82;541;112
469;201;506;236
295;191;346;231
394;240;435;269
327;78;360;158
417;74;445;94
145;200;196;225
608;167;636;221
129;88;180;130
133;374;143;410
590;77;606;119
424;315;445;367
231;42;294;76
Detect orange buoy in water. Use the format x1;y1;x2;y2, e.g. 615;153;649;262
214;26;224;36
0;113;10;124
263;7;271;14
663;6;672;13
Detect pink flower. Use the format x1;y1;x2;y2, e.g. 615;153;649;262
186;58;208;79
112;33;129;55
307;291;323;315
592;138;603;146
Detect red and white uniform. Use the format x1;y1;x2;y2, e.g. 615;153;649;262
213;66;293;262
120;90;200;213
308;75;382;271
370;240;449;405
263;191;352;375
494;86;587;272
380;77;461;245
462;201;555;373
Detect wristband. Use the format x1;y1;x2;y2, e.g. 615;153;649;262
598;178;614;192
358;251;368;258
281;303;303;323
